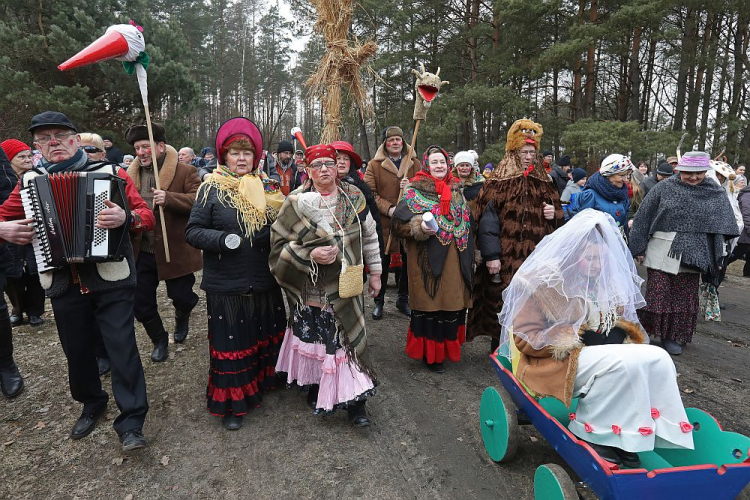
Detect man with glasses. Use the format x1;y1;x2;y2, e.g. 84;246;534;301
125;123;202;362
364;126;420;320
0;111;155;453
468;118;564;351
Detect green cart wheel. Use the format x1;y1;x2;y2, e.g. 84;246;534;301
480;386;519;463
534;464;578;500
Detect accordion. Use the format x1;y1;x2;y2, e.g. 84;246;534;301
20;170;131;273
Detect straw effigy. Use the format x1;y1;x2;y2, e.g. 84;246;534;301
306;0;377;144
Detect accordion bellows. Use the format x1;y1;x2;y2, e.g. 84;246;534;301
20;169;131;273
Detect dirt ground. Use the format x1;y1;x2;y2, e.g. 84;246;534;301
1;264;749;500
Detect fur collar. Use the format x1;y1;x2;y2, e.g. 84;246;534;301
127;144;179;191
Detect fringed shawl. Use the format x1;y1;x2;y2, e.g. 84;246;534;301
391;177;474;299
198;165;284;238
629;176;739;274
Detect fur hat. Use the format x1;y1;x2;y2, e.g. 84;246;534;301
506;119;543;152
382;126;404;143
125;123;167;145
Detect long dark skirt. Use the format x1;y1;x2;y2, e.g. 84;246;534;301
406;309;467;364
638;269;699;345
206;288;286;416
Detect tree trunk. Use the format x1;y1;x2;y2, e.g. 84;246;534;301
712;21;734;151
583;0;598;118
628;26;643;123
698;12;722;150
641;29;657;128
571;0;587;122
687;10;710;133
725;11;749;158
673;7;697;130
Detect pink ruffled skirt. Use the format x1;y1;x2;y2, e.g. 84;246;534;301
275;325;375;412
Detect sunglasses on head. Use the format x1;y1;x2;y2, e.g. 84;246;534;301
83;146;102;153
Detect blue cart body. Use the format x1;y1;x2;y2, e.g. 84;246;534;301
490;353;750;499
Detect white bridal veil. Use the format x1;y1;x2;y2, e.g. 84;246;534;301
498;209;645;354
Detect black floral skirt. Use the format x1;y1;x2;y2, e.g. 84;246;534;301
206;289;286;416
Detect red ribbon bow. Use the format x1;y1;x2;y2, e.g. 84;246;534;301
523;165;534;177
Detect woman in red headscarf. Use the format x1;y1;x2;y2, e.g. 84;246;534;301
390;146;473;372
185;117;286;430
270;143;383;427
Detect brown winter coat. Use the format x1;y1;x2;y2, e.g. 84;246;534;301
391;178;472;312
128;145;203;280
513;285;647;407
364;142;420;254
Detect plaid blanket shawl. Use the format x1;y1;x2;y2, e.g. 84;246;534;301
269;185;368;354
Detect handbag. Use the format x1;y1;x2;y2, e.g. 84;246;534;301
321;188;364;298
699;281;721;322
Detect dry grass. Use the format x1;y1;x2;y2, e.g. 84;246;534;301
306;0;377;144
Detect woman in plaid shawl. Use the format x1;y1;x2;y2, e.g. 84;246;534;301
270;144;382;427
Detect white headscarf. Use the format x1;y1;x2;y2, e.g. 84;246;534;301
498;209;645;354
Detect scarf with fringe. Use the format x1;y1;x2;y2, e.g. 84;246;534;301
629;176;739;273
200;164;284;237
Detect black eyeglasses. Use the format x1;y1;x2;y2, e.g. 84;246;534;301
308;161;336;170
83;146;103;153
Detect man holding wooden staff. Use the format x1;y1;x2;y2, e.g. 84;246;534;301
365;126;420;320
125;124;202;361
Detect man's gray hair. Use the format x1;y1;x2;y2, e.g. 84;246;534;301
180;147;195;157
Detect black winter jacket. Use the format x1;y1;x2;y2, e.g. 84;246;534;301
549;164;568;195
477;201;501;261
185;184;280;294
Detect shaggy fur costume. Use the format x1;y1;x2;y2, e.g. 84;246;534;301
468;150;563;341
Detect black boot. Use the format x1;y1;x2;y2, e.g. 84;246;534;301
307;384;319;409
372;302;384;320
173;307;193;344
347;400;371;427
0;315;23;398
142;316;169;362
395;297;411;317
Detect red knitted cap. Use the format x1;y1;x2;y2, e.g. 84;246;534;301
1;139;31;161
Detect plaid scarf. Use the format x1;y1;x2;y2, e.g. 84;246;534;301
269;186;369;355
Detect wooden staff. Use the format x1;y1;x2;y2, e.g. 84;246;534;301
143;104;170;262
385;119;421;252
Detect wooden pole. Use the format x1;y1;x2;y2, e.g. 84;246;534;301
385;119;422;252
143;103;171;262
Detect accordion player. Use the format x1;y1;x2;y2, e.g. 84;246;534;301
20;169;131;273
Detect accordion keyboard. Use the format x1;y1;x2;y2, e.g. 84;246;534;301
20;186;55;273
91;179;111;256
